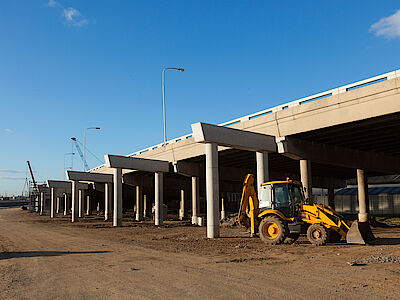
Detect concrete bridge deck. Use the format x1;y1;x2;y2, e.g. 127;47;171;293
43;68;400;238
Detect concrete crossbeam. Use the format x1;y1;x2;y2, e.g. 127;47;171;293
47;180;88;190
191;122;277;152
172;161;200;177
276;136;400;174
66;171;113;183
105;155;169;172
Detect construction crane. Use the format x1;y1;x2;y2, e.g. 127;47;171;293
27;161;38;193
71;137;89;172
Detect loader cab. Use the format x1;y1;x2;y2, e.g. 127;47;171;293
259;180;304;218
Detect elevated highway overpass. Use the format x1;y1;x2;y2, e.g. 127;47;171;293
65;69;400;237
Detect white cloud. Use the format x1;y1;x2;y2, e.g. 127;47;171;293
0;170;26;174
370;10;400;39
46;1;88;27
0;176;25;181
63;7;88;27
3;128;14;133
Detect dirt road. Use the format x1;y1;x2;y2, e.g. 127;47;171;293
1;208;400;299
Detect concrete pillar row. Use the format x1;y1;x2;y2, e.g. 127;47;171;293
50;187;56;218
136;185;143;221
256;151;269;200
113;168;123;227
71;181;78;223
154;172;163;226
205;143;220;238
105;183;111;221
191;176;199;224
357;169;368;222
40;192;45;216
179;189;185;220
300;159;312;202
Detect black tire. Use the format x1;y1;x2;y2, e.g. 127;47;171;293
283;233;300;244
328;230;342;243
259;216;288;245
307;224;328;246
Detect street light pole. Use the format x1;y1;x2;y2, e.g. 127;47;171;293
63;152;75;180
83;127;101;172
162;67;184;145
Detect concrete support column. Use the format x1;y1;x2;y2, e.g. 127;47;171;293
256;151;269;199
220;197;226;220
179;189;185;220
63;193;68;216
191;176;199;224
40;192;45;215
86;195;91;215
328;187;335;209
78;190;83;218
154;172;163;226
35;196;39;212
205;143;220;238
50;188;55;218
300;159;312;202
136;185;143;221
143;194;147;218
71;181;78;222
113;168;122;227
357;169;368;222
56;196;60;214
105;183;111;221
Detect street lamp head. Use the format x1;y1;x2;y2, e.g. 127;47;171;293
95;127;101;130
178;68;184;72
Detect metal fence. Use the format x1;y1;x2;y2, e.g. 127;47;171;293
313;194;400;216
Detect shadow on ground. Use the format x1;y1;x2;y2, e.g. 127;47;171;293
0;250;111;260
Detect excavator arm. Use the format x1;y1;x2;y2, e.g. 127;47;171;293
237;174;260;236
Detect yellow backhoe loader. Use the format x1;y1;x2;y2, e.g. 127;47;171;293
237;174;375;245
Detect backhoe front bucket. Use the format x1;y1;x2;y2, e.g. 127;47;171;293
346;220;376;245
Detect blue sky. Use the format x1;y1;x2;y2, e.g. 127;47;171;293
1;1;400;195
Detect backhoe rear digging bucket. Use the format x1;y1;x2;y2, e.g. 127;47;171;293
346;220;376;245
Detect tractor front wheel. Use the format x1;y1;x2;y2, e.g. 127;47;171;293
259;216;288;245
307;224;328;246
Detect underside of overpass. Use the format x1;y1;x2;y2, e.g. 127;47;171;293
294;112;400;156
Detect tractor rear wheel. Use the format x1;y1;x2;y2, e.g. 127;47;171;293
259;216;288;245
307;224;328;246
